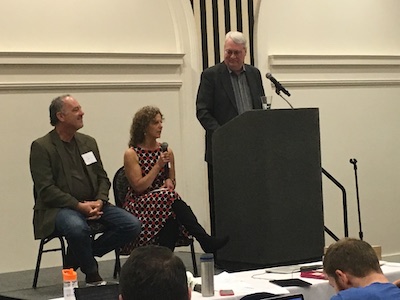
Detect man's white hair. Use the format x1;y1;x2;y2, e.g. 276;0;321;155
225;31;247;48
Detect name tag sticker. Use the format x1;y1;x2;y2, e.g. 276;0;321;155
81;151;97;165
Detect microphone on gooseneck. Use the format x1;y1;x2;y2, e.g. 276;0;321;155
160;142;169;175
266;73;291;97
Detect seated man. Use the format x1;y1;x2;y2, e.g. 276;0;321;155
119;245;190;300
30;94;141;285
323;237;400;299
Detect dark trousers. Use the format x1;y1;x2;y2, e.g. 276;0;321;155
157;199;209;250
55;205;140;275
157;218;179;251
207;163;216;236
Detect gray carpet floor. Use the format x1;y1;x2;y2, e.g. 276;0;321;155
0;251;201;300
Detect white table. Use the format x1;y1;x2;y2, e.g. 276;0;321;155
191;262;400;300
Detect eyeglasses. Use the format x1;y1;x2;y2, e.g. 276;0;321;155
224;49;243;56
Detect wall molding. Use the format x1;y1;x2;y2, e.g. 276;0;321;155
281;79;400;88
0;81;182;91
268;55;400;87
0;52;184;91
0;51;185;65
269;54;400;67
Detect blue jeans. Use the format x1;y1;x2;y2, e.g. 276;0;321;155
55;203;141;275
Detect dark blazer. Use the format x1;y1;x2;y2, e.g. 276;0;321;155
196;62;265;163
29;130;111;239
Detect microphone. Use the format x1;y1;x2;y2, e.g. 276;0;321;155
266;73;291;97
160;142;169;175
160;142;168;153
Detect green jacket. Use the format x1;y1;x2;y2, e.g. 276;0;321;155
29;130;111;239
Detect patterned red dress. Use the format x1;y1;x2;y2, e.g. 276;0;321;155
121;145;187;254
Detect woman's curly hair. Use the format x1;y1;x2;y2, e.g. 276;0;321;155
129;106;163;147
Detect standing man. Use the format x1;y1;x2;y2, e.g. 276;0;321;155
323;238;400;299
196;31;265;234
30;94;141;285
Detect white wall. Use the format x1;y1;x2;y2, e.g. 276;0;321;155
256;0;400;55
1;0;400;274
0;0;207;274
0;0;178;53
256;0;400;259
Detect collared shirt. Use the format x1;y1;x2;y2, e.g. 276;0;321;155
228;65;253;114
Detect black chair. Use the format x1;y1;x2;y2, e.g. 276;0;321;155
112;166;198;278
32;233;66;288
32;219;107;288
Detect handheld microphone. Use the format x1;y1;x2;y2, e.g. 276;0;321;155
160;142;168;153
266;73;291;97
160;142;169;175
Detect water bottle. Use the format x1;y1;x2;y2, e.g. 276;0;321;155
200;253;214;297
62;268;78;300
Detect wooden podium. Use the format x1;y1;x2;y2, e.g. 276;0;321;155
212;108;325;271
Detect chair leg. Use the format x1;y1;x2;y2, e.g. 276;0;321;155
190;241;198;277
59;236;66;268
32;239;46;288
33;236;66;288
113;248;121;279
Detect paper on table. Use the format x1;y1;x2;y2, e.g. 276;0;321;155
193;272;290;296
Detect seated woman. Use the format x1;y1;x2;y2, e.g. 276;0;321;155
122;105;229;254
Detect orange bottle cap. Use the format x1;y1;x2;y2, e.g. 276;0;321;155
62;268;77;281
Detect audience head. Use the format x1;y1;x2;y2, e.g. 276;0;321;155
323;238;382;291
119;245;190;300
224;31;247;73
128;106;163;147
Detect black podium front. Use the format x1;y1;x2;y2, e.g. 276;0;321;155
212;108;324;271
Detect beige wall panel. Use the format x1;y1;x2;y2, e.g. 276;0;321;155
0;0;206;274
0;0;177;52
257;0;400;259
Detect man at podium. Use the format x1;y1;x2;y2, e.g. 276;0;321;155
196;31;265;235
